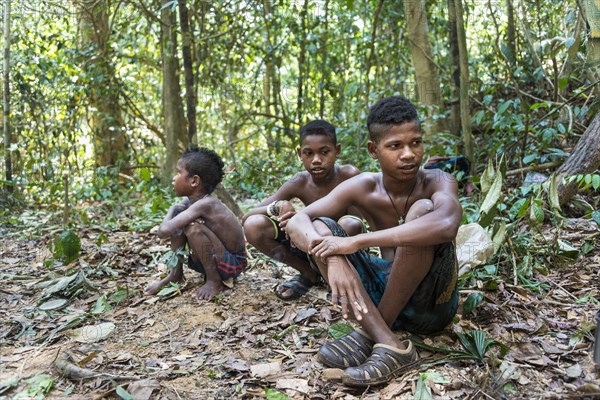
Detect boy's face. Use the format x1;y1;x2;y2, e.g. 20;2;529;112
296;134;341;180
367;121;424;182
172;161;197;196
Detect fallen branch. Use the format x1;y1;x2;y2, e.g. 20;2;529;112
506;160;563;177
55;351;141;382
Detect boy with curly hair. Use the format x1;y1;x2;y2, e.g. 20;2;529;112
286;96;462;386
145;147;247;301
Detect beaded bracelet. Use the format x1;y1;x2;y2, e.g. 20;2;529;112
267;200;281;217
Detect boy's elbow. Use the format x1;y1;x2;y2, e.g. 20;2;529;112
440;217;460;242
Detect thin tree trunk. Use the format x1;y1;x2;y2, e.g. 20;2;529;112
506;0;516;60
178;0;196;146
404;0;447;138
365;0;384;105
78;0;127;169
447;0;460;136
556;111;600;205
161;6;187;183
455;0;474;172
297;0;308;123
319;0;329;118
3;0;12;192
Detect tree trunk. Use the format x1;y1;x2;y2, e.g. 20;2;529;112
505;0;516;60
178;0;197;147
454;0;474;173
556;111;600;205
161;6;187;183
319;0;329;118
3;0;12;192
297;0;309;123
404;0;447;139
78;0;128;169
582;0;600;97
365;0;384;105
447;0;460;136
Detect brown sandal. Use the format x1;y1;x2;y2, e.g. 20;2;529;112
342;341;420;387
316;329;374;369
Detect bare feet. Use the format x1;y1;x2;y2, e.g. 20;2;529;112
194;280;224;301
144;269;184;296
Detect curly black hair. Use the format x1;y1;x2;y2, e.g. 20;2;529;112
367;96;420;142
179;147;225;194
298;120;337;146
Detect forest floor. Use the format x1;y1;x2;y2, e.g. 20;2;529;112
1;216;599;400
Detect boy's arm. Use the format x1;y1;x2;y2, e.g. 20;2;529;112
310;173;462;258
241;174;304;223
286;175;363;251
157;200;204;239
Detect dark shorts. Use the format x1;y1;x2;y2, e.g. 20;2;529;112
314;217;458;335
265;216;309;261
188;250;248;281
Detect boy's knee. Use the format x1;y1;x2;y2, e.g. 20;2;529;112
405;199;434;222
338;217;363;236
243;215;274;244
313;219;333;236
183;220;206;237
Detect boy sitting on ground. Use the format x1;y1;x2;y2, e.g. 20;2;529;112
145;147;247;301
286;96;462;387
242;120;363;301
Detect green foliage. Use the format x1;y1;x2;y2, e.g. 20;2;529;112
14;374;53;400
52;230;81;265
327;323;355;339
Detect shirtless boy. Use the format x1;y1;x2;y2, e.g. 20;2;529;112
286;96;462;386
145;148;247;301
242;120;363;301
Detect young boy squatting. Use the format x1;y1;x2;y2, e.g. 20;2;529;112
286;96;462;386
145;148;247;301
242;120;364;301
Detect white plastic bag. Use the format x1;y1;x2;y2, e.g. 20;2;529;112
456;223;494;276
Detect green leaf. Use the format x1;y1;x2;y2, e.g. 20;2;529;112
116;385;136;400
480;159;495;195
14;374;53;400
497;100;512;115
592;211;600;227
463;292;484;316
265;387;289;400
557;239;579;259
90;294;111;314
593;175;600;190
547;174;561;213
529;202;545;226
157;282;180;297
53;230;81;265
491;221;507;253
111;287;128;304
414;374;434;400
509;198;529;220
328;323;354;339
139;167;151;181
480;172;503;215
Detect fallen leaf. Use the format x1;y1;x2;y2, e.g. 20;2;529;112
126;379;161;400
250;361;282;378
68;322;115;343
275;378;309;394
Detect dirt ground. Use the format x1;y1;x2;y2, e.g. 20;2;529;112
1;223;599;400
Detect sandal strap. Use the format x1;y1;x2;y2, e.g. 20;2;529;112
342;341;419;387
317;330;374;368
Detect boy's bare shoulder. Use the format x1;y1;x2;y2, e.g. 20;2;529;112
339;164;362;179
282;171;311;190
341;171;378;190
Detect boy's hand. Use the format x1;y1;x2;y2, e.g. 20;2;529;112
327;258;368;320
309;236;358;258
278;210;296;230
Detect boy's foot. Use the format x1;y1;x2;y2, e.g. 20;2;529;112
316;329;374;368
342;341;420;387
144;274;183;296
274;274;319;301
195;280;224;301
